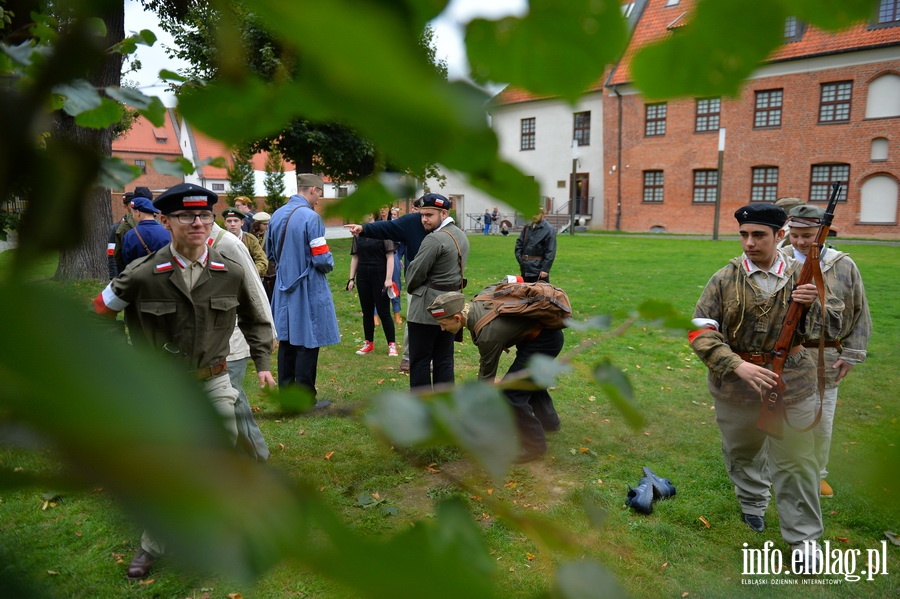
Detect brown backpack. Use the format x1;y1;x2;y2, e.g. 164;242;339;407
471;281;572;336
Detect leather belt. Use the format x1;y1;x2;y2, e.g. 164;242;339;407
426;281;465;292
802;339;842;350
196;359;227;380
522;255;543;261
735;345;802;365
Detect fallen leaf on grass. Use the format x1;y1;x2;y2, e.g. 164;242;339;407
324;451;334;460
47;571;59;575
298;429;305;436
698;516;710;528
504;482;517;488
885;531;900;546
526;552;536;561
139;579;154;585
372;492;381;499
487;488;493;495
278;443;285;451
682;593;689;598
836;536;849;543
425;463;441;473
587;395;596;402
251;406;261;412
509;567;515;572
661;562;668;569
227;593;243;599
470;495;482;502
377;378;385;385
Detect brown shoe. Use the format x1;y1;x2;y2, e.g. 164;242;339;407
127;549;157;580
399;359;410;372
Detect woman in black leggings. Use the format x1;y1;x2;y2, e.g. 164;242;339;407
347;214;398;356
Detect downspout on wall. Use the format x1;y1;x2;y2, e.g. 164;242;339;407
613;85;623;231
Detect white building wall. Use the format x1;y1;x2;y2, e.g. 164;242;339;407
426;91;605;230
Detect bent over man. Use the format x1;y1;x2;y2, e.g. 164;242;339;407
689;203;824;571
93;183;275;580
428;287;564;463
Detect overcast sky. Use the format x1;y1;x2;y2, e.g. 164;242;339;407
124;0;528;106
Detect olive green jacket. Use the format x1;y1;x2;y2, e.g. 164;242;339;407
406;223;469;324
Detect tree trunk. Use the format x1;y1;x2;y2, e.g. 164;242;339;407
54;4;124;281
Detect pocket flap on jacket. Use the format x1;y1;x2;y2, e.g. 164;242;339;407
140;300;177;316
210;295;240;311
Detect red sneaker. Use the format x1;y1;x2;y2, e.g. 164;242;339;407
388;342;399;357
356;341;375;355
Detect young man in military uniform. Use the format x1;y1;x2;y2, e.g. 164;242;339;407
782;204;871;498
223;207;268;276
428;289;564;463
93;182;276;580
405;194;469;390
689;203;824;571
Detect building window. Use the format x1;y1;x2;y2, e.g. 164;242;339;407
211;183;225;192
751;167;779;202
643;171;664;203
645;103;667;136
134;159;147;174
877;0;900;25
819;81;852;123
810;164;849;202
693;170;718;203
520;117;535;151
872;137;889;161
754;90;783;128
695;98;720;132
784;16;806;41
865;74;900;118
337;186;349;198
573;111;591;146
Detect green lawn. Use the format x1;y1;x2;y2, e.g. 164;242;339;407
1;234;897;598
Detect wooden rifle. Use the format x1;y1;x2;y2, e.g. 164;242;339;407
756;183;841;439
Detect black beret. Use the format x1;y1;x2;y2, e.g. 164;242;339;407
133;186;153;201
734;203;786;229
153;183;218;214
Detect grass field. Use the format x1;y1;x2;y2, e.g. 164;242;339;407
1;233;898;598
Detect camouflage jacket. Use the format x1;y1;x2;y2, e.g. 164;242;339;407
780;246;871;386
691;255;819;406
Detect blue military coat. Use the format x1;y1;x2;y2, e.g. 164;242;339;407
266;195;340;348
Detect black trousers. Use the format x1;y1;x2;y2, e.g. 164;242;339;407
357;265;395;343
407;321;455;390
503;328;565;454
277;343;320;397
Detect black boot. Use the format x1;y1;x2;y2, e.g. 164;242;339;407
642;466;676;499
625;478;654;514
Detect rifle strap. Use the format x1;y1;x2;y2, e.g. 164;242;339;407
783;248;826;433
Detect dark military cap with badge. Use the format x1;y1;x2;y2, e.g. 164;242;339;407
734;203;787;230
419;193;451;210
428;292;465;320
153;183;218;214
222;208;243;220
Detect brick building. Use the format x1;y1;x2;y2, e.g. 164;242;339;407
605;0;900;238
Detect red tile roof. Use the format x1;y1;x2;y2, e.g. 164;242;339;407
609;0;900;86
112;111;181;155
187;126;296;180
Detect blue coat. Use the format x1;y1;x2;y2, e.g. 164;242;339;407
121;219;171;267
266;195;340;348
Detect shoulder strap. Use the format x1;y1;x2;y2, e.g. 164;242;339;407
133;226;152;255
442;229;465;290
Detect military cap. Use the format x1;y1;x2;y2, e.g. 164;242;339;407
222;208;243;220
122;191;135;205
419;193;451;210
133;186;153;201
130;196;160;214
153;183;218;214
253;211;271;223
788;204;826;228
428;292;465;319
297;173;325;189
734;203;787;229
775;197;804;211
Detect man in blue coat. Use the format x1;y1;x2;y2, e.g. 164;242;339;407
266;174;340;407
121;197;171;266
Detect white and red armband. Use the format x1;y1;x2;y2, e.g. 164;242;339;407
688;317;719;343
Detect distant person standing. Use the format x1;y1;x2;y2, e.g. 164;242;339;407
121;197;170;266
107;191;134;279
347;213;398;357
266;174;340;408
482;209;492;235
114;186;153;274
223;208;268;276
782;204;871;499
515;208;557;282
491;206;500;234
234;196;256;232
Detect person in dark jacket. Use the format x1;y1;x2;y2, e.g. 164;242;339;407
121;197;171;266
107;191;134;279
515;209;557;283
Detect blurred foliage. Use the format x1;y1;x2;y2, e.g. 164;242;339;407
0;0;883;596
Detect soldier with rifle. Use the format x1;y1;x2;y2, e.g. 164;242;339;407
689;202;825;572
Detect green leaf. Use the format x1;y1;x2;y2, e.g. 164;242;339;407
553;560;628;599
631;0;786;99
431;498;494;578
137;29;157;46
73;97;123;128
105;87;166;127
323;178;395;222
380;505;399;517
152;157;196;177
432;382;519;481
527;354;572;388
593;359;644;430
274;386;316;414
566;314;612;332
466;0;627;102
2;40;39;67
202;156;229;169
366;391;435;446
159;69;188;82
637;299;694;331
55;80;101;116
97;157;141;189
787;0;883;31
85;17;106;37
